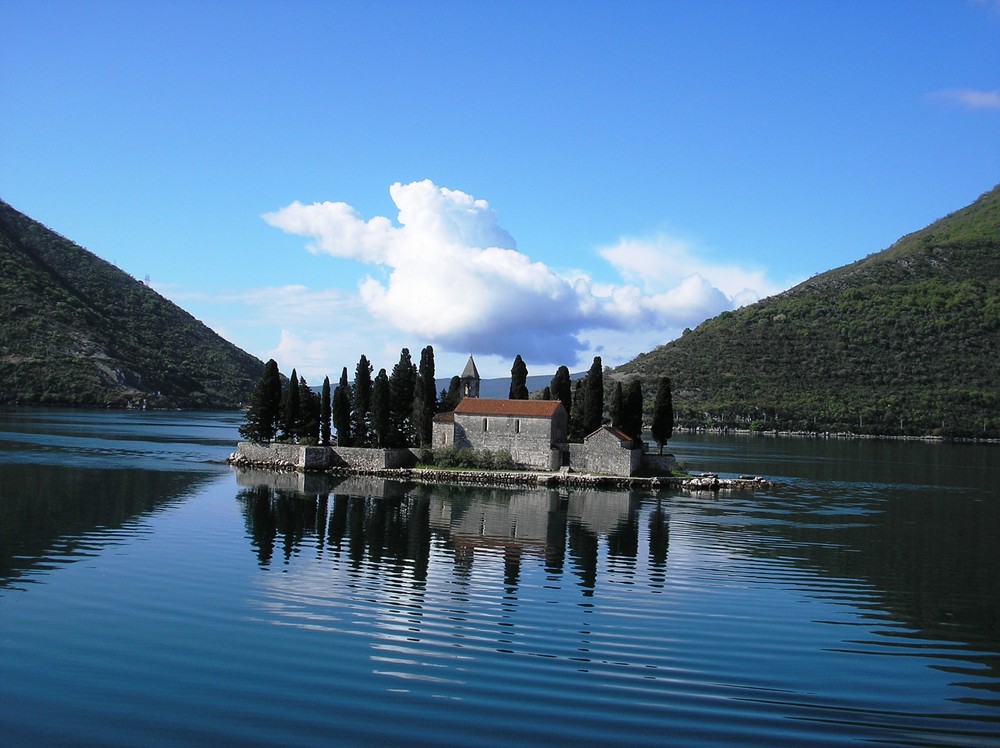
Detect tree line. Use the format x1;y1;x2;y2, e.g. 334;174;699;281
240;345;439;448
240;347;673;452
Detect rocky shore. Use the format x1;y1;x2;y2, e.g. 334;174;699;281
675;426;999;444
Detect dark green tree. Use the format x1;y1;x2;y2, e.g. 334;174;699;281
509;354;529;399
352;356;373;446
388;348;416;446
370;368;391;447
439;376;461;412
624;379;643;440
568;379;587;441
413;345;437;447
333;367;352;446
541;385;551;400
583;356;604;435
651;376;674;454
239;359;282;442
550;365;572;416
297;375;321;444
280;369;300;441
609;381;625;429
320;376;331;445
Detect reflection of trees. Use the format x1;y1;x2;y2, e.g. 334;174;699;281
237;487;433;582
236;485;321;566
648;501;670;588
235;474;668;599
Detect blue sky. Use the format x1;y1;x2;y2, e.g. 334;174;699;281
2;0;998;383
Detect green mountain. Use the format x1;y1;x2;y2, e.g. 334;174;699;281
0;200;264;408
614;184;1000;438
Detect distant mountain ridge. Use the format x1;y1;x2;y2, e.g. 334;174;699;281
614;184;1000;438
0;200;264;408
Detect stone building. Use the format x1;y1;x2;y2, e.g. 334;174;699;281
430;354;661;477
568;425;642;477
432;397;568;470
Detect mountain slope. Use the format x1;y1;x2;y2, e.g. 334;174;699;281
0;200;264;408
614;184;1000;438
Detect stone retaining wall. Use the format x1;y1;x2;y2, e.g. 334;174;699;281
328;446;416;470
641;453;676;473
230;442;417;472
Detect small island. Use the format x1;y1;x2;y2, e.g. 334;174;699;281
230;354;772;492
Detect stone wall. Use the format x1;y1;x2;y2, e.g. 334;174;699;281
586;442;642;476
232;442;416;472
431;420;454;447
233;440;671;480
233;441;329;470
329;446;416;470
640;453;676;474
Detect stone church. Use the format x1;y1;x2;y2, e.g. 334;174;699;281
432;355;648;476
433;356;568;469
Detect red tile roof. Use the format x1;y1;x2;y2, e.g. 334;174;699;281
453;397;564;418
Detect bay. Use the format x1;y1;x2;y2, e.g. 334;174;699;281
0;409;997;746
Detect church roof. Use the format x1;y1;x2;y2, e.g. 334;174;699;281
454;397;564;418
461;355;479;380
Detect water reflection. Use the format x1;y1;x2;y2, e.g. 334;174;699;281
0;462;215;590
235;471;668;600
234;466;999;708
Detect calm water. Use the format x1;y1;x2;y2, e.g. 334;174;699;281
1;409;997;746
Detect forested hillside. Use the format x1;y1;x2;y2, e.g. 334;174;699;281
0;200;264;408
614;184;1000;438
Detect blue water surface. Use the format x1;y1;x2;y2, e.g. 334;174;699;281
0;410;997;746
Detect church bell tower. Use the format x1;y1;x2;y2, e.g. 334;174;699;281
461;355;480;398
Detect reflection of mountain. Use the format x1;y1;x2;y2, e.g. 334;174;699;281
234;470;668;596
690;488;1000;696
821;492;998;652
0;462;213;588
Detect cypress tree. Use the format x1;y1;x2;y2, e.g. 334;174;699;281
298;376;320;444
280;369;300;442
509;354;529;399
333;367;352;446
414;345;436;446
568;379;587;441
353;356;373;446
610;381;624;429
651;376;674;454
262;359;282;440
440;376;461;412
370;368;390;447
550;365;572;417
320;376;331;446
388;348;416;446
583;356;604;435
239;358;282;443
624;379;643;441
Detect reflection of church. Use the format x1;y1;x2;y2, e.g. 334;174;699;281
234;475;669;594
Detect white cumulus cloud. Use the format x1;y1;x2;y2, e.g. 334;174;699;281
263;180;790;368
